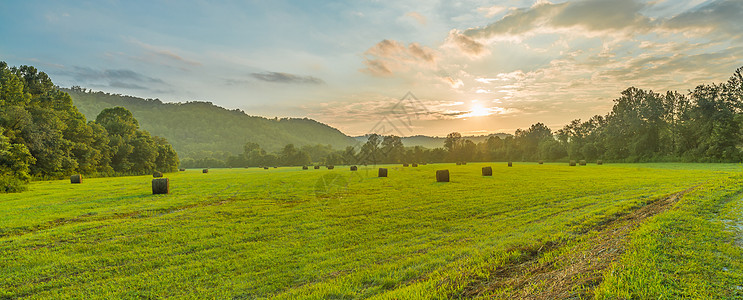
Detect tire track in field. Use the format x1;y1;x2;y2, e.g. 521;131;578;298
458;186;697;299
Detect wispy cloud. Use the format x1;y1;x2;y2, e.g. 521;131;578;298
362;39;438;76
126;38;202;69
405;12;427;25
59;66;166;90
250;72;325;85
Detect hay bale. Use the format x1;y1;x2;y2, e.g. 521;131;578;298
378;168;388;177
456;162;461;165
569;160;576;166
482;166;492;176
70;174;82;184
302;165;309;170
538;161;543;165
350;166;358;171
153;171;163;178
152;178;169;195
202;169;209;173
327;165;334;170
597;160;603;165
412;163;418;167
508;162;513;167
403;163;409;167
579;160;587;166
314;165;320;169
436;170;449;182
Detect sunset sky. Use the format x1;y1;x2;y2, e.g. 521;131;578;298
2;0;742;137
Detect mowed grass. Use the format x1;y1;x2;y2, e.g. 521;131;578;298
0;163;740;298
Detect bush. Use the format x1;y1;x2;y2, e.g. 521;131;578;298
0;176;27;193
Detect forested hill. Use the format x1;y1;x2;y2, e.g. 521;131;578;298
65;88;357;158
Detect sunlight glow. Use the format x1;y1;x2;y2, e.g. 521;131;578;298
459;104;495;118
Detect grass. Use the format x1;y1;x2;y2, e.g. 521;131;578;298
0;163;741;299
594;175;743;299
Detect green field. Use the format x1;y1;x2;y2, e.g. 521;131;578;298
1;163;742;299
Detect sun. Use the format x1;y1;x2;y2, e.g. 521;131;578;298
459;104;493;118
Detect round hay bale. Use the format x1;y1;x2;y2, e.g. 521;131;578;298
436;170;449;182
412;163;418;167
482;166;493;176
350;166;358;171
202;169;209;173
597;160;603;165
507;162;513;167
569;160;576;166
302;165;309;170
579;160;587;166
538;161;544;165
70;174;82;184
152;178;169;195
403;163;409;167
327;165;334;170
314;165;320;169
378;168;388;177
153;171;163;178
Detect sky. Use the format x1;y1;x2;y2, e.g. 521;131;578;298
2;0;742;137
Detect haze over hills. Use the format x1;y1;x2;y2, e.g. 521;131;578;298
353;134;512;149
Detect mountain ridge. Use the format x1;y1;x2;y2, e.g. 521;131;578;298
65;88;358;158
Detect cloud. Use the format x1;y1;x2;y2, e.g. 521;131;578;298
477;5;508;18
127;38;202;69
663;0;743;41
250;72;325;85
444;30;490;58
441;76;464;88
348;0;743;135
461;0;652;43
362;39;438;76
405;12;427;25
59;66;166;90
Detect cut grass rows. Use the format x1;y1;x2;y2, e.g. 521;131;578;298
0;163;740;298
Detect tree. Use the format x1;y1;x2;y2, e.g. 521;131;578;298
444;132;465;161
359;134;381;165
380;135;404;163
342;146;357;164
0;132;35;181
96;107;139;137
154;136;179;172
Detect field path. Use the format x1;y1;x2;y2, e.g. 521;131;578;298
463;187;695;299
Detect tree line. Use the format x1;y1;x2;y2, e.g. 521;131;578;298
190;65;743;168
1;62;179;192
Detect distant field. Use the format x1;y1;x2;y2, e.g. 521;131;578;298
1;163;742;299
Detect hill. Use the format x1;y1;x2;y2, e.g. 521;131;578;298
66;88;358;158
